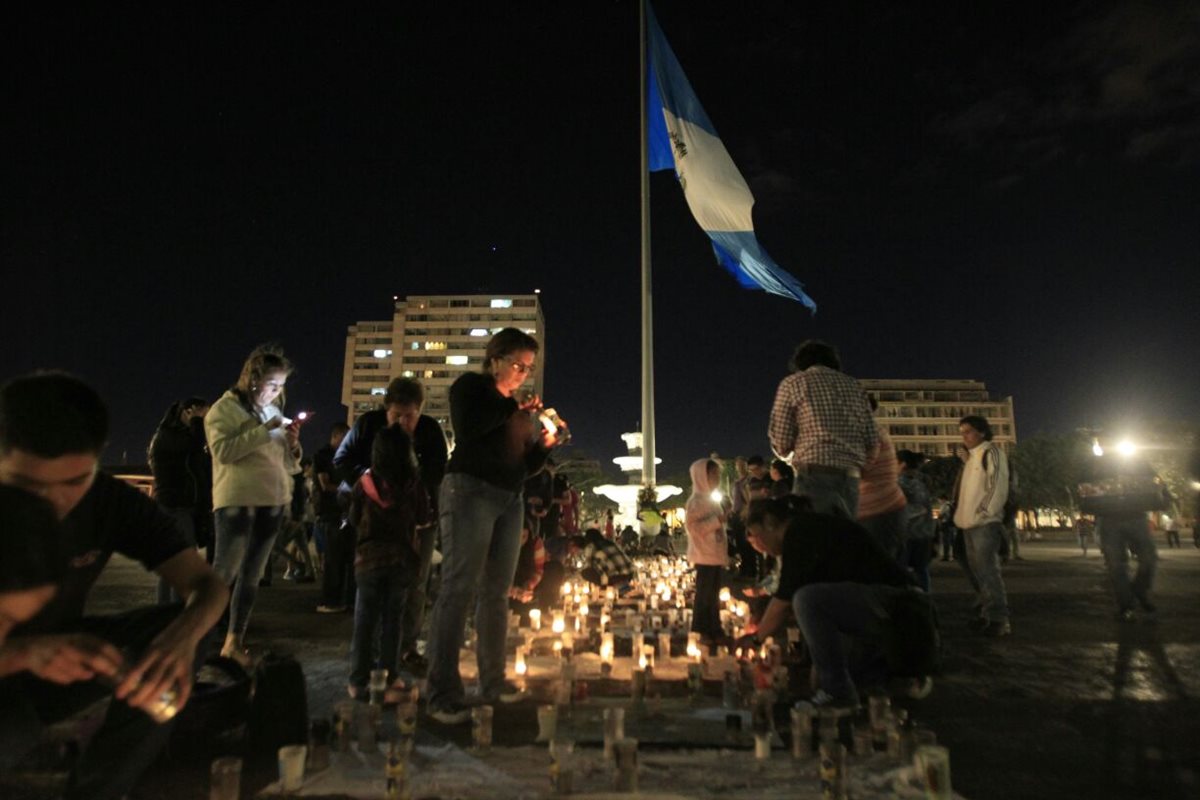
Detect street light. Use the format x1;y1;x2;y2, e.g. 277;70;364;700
1115;439;1137;457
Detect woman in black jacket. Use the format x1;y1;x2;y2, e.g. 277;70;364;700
148;396;212;602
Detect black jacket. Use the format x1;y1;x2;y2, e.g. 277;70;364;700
333;409;449;512
149;417;212;510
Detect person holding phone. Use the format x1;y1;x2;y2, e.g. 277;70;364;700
425;328;562;723
205;344;301;665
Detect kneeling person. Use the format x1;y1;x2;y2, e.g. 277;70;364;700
743;495;935;708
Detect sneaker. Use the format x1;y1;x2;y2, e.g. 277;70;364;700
428;702;471;725
484;680;527;704
316;604;348;614
980;619;1012;637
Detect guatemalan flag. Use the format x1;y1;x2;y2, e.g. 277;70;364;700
646;4;817;312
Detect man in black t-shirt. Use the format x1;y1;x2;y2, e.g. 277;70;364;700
0;373;229;800
743;499;933;707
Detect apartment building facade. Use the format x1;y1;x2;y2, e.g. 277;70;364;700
342;294;545;443
860;379;1016;457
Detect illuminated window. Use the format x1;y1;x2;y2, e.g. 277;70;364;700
423;370;434;379
370;387;386;396
410;342;420;350
445;355;469;366
490;299;513;308
523;329;536;335
469;328;488;337
373;349;392;358
425;341;447;351
402;370;414;378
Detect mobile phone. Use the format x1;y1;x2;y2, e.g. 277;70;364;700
296;411;314;423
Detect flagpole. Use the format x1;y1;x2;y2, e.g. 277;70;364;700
639;0;657;490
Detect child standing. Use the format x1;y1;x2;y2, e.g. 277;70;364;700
686;458;728;645
347;426;432;699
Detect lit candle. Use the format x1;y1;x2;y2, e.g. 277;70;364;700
562;631;574;651
600;632;615;665
530;608;542;631
657;632;672;662
553;640;563;658
515;647;528;676
579;601;589;617
552;611;565;634
562;581;572;597
719;587;732;604
642;644;655;671
606;587;616;602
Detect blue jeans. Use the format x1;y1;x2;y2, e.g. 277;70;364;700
1097;513;1157;611
401;522;439;654
793;471;859;518
425;473;524;707
212;505;284;638
962;522;1009;622
793;582;912;705
156;505;197;605
349;568;411;689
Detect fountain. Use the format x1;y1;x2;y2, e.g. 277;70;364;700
592;432;682;531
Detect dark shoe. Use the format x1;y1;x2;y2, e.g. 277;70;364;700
980;619;1012;637
966;616;990;633
428;702;471;725
1135;595;1157;614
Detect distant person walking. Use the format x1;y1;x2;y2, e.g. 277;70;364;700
206;345;302;664
768;340;879;517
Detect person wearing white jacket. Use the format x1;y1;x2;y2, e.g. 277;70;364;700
952;415;1011;637
685;458;728;645
205;345;301;663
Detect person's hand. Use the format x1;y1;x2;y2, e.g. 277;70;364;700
285;421;301;449
115;621;200;712
743;619;760;637
733;634;759;655
264;416;284;431
17;634;125;684
741;586;764;598
518;394;543;413
539;415;567;449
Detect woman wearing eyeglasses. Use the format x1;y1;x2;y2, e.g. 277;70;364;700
425;328;562;724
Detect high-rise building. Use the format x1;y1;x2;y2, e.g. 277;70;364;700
342;293;545;443
860;379;1016;457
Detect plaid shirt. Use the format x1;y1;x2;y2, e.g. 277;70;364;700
768;365;879;472
584;539;634;582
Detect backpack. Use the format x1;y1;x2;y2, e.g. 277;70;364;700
248;652;309;752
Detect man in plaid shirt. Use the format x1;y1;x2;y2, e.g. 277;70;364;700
768;340;879;517
570;529;635;589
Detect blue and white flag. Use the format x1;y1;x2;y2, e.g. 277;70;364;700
646;4;816;311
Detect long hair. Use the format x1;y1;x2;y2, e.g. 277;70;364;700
233;344;293;411
370;426;418;492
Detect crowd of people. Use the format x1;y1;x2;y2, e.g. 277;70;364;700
0;333;1191;799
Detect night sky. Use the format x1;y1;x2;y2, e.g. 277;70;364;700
4;2;1198;480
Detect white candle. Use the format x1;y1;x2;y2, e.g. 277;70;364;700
552;611;565;634
515;647;527;676
529;609;542;631
600;632;615;665
719;587;732;604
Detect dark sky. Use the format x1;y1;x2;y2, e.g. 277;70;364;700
4;1;1199;480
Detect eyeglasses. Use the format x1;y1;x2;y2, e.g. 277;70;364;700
507;359;535;375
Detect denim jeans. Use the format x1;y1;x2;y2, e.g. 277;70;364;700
1097;513;1157;611
962;522;1009;622
793;471;859;518
792;582;912;705
400;522;439;655
212;505;284;637
349;568;412;689
0;604;213;800
425;473;524;707
156;505;196;605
